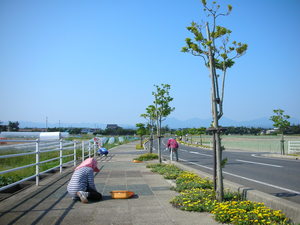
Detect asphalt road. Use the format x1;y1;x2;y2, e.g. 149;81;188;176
150;138;300;204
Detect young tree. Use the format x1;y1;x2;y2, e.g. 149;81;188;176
270;109;290;155
196;127;206;145
141;105;156;153
0;121;7;132
136;123;147;148
152;84;175;163
8;121;20;132
181;0;247;201
188;128;198;144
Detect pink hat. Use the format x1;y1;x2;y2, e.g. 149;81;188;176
75;158;100;172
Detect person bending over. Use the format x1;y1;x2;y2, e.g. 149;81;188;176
167;138;179;161
67;158;102;203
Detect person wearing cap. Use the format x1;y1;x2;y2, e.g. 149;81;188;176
67;157;102;203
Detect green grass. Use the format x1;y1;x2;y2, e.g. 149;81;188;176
0;137;134;187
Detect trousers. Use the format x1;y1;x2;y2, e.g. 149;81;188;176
170;148;178;161
86;187;102;201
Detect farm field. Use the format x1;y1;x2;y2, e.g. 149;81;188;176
187;135;300;153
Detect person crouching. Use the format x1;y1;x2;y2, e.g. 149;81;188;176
67;158;102;203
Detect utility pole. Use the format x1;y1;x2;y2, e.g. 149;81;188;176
46;117;48;132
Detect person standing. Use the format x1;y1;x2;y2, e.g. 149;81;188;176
167;138;179;161
67;158;102;203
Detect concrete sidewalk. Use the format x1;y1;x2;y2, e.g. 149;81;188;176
0;142;219;225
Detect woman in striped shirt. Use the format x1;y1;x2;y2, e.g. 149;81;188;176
67;158;102;203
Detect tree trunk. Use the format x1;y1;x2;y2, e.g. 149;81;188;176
140;136;143;148
213;131;217;191
158;136;162;163
149;135;153;153
280;133;285;155
215;132;224;201
200;134;203;146
157;118;162;163
206;22;224;202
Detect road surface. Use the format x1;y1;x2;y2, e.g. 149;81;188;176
150;138;300;204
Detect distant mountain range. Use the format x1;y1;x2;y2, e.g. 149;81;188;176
163;116;300;129
4;116;300;129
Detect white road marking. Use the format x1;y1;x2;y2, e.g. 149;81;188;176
236;159;283;168
180;158;213;170
190;151;213;157
180;158;300;195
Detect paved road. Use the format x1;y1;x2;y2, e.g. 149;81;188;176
150;138;300;204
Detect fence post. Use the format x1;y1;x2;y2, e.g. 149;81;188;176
74;141;77;167
36;138;40;186
60;139;63;173
88;142;91;158
82;141;84;162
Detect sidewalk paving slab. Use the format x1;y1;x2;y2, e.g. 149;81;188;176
0;141;220;225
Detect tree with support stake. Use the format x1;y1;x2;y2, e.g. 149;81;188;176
141;105;156;153
152;84;175;163
136;123;147;149
270;109;290;155
182;0;247;201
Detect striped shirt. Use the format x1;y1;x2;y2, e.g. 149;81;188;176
67;167;96;197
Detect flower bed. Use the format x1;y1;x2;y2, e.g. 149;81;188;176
146;163;293;225
212;200;290;225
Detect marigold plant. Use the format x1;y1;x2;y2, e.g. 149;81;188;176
175;171;213;192
170;188;216;212
211;200;292;225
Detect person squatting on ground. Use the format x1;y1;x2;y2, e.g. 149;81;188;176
167;138;179;161
67;158;102;203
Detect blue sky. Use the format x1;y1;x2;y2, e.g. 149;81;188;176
1;0;300;127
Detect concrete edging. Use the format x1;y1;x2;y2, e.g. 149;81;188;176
162;159;300;224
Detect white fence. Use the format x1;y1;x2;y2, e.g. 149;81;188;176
0;139;97;192
288;141;300;154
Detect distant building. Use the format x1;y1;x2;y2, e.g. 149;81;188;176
266;128;278;134
106;124;120;129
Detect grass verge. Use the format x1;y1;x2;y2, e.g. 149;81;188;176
134;153;158;162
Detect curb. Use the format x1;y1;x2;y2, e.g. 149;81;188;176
162;158;300;224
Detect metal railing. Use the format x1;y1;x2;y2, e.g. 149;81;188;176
0;139;97;192
288;141;300;154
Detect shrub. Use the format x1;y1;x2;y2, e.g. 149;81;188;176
211;200;292;225
146;163;183;179
134;153;158;161
136;144;144;150
0;175;23;187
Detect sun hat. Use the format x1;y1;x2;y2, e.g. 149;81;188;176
75;158;100;172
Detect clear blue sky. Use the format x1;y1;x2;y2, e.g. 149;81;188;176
1;0;299;126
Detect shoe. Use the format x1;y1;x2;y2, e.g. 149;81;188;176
77;191;89;203
72;196;80;201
